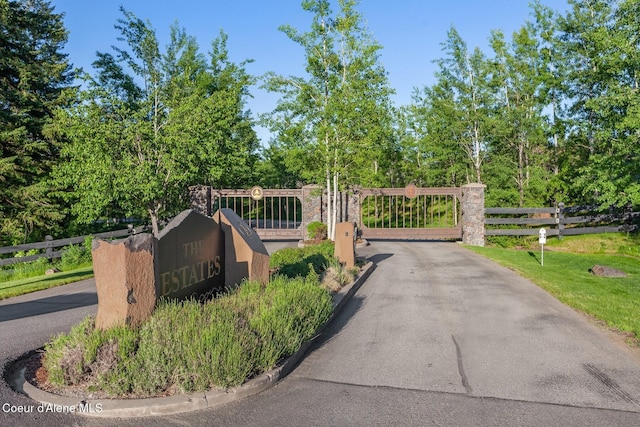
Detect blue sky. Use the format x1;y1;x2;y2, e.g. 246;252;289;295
50;1;570;144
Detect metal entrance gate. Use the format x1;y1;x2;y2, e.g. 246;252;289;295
211;188;303;240
192;185;463;241
359;187;462;240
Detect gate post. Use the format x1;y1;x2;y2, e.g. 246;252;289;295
462;183;486;246
302;185;323;240
189;185;212;216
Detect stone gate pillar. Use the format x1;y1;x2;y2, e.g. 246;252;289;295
462;183;486;246
301;185;323;240
189;185;212;216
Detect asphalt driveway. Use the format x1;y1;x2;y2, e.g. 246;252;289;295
1;241;639;426
293;242;640;411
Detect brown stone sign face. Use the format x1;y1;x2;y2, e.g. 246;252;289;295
92;233;156;330
155;209;224;301
216;208;270;286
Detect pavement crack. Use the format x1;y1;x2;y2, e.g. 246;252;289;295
452;335;472;395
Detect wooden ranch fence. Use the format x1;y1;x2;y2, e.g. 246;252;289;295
0;226;147;267
485;203;639;238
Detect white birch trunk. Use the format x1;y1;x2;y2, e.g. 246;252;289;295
330;172;339;241
326;173;333;241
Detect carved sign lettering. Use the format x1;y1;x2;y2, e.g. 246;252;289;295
155;210;225;301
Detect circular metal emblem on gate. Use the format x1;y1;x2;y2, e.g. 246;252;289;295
250;186;264;201
404;183;418;199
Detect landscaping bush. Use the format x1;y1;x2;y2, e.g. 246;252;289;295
307;221;327;243
59;236;93;271
43;272;333;397
270;240;335;278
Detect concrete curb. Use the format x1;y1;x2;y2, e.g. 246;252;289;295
13;261;375;418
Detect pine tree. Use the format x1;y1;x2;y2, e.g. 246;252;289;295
0;0;73;244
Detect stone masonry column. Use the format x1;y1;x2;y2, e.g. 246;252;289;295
462;183;486;246
189;185;212;217
301;184;323;240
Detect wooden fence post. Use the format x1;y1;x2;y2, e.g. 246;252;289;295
557;202;565;239
45;235;53;259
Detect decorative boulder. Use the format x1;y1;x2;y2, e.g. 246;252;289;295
92;234;156;330
590;265;627;278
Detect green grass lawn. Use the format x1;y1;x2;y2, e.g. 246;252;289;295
467;235;640;343
0;266;94;300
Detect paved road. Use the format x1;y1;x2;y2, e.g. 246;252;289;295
2;241;640;426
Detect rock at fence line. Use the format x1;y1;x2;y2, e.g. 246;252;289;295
590;265;627;278
92;234;156;330
214;208;269;286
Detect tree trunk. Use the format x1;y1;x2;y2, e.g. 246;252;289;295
518;142;525;207
326;172;333;241
149;208;160;236
331;171;339;241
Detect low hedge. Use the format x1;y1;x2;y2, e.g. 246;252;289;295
269;240;335;278
44;271;332;397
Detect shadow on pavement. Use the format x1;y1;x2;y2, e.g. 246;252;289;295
366;253;393;264
0;292;97;323
310;294;366;352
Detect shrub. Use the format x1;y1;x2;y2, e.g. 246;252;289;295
270;240;335;278
307;221;327;243
43;272;333;397
59;238;93;271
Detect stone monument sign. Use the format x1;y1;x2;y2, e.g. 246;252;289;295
215;208;270;286
92;234;156;330
155;209;225;301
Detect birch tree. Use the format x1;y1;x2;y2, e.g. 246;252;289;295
433;27;494;184
489;25;552;206
263;0;394;240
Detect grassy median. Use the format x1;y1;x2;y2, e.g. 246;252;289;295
0;266;94;300
42;242;346;398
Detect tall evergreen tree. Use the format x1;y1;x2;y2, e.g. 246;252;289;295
0;0;73;244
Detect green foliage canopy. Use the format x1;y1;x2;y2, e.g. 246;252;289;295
50;8;259;234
